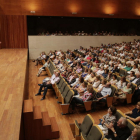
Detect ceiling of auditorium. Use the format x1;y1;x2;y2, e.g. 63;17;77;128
0;0;140;19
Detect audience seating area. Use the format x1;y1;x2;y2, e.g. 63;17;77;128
31;39;140;140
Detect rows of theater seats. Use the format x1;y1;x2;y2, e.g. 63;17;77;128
70;110;135;140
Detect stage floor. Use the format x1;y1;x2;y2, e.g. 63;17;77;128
0;49;28;140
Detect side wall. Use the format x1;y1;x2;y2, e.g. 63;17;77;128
29;36;140;59
1;15;28;48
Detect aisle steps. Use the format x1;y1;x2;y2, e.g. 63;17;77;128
23;99;60;140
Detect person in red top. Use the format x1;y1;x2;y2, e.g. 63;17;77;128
94;57;99;63
70;85;94;111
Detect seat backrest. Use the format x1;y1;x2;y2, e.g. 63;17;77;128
117;76;121;81
131;83;137;94
80;114;94;136
86;125;103;140
60;81;67;93
64;90;73;104
62;84;70;98
127;119;135;132
58;78;64;89
115;110;125;121
119;68;126;77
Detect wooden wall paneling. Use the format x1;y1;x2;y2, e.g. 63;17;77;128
1;15;28;48
0;0;140;19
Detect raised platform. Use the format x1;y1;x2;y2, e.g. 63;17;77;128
0;49;28;140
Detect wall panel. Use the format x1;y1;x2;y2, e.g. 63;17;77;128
0;0;140;19
28;36;140;59
1;15;28;48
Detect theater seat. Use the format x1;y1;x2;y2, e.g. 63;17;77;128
75;114;94;136
81;125;103;140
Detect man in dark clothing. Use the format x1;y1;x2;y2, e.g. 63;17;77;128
125;101;140;124
105;117;131;140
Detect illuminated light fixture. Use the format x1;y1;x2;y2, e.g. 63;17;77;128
72;12;77;14
109;14;114;16
30;11;35;13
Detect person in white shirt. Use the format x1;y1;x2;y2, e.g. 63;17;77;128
92;76;100;88
84;69;92;81
127;64;138;74
35;72;60;100
34;52;47;66
115;76;126;89
96;67;104;75
96;79;107;92
36;60;50;77
110;75;118;85
96;82;112;102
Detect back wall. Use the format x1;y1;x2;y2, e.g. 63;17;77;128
28;36;140;59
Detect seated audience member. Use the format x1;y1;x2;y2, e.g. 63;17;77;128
96;82;112;102
84;69;92;81
36;60;50;77
76;64;83;74
96;66;104;75
113;83;132;103
101;69;109;78
126;71;135;81
90;55;96;62
86;61;92;68
98;106;116;135
126;57;135;66
92;75;101;88
116;60;122;69
94;57;99;63
53;56;60;65
86;54;92;60
128;64;138;74
81;68;88;78
92;64;100;73
68;57;73;65
105;117;131;140
70;85;94;111
87;72;96;84
91;63;96;71
71;61;77;68
104;61;109;69
127;126;140;140
50;52;56;60
124;63;132;71
106;72;113;81
61;71;66;78
73;81;88;96
132;73;140;103
70;74;79;87
115;76;126;89
119;62;126;69
34;52;47;66
96;79;107;92
66;72;75;83
35;71;60;100
68;74;79;86
111;65;119;73
110;75;118;85
108;63;114;71
72;76;84;89
125;101;140;124
74;54;79;60
56;61;65;70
